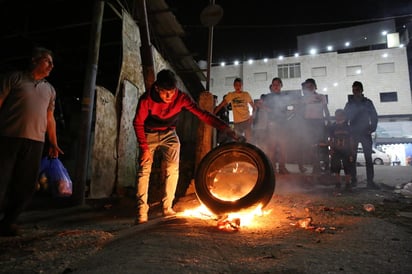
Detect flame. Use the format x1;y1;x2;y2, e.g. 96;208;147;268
180;204;214;219
181;203;272;229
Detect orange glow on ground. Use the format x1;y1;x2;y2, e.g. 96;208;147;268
180;204;272;229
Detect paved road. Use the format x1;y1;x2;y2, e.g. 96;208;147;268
284;163;411;187
359;164;412;186
64;164;412;274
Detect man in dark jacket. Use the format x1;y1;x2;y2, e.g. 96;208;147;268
133;69;238;224
344;81;379;189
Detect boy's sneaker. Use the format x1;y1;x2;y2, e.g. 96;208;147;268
134;214;148;225
163;208;177;217
366;182;380;190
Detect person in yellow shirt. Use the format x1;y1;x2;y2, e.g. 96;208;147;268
214;78;255;141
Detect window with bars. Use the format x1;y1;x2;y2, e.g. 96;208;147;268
277;63;301;79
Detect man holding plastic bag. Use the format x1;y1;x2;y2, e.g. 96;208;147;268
38;157;72;198
0;47;63;236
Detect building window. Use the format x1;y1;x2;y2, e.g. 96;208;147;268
278;63;301;79
311;66;327;77
377;62;395;74
254;72;267;81
380;92;398;102
346;65;362;76
224;77;236;86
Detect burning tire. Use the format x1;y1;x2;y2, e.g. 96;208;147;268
195;142;275;215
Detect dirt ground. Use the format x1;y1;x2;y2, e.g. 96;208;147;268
1;173;412;274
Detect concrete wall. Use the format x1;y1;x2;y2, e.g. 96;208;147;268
90;11;196;198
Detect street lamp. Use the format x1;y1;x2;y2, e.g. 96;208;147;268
200;2;223;91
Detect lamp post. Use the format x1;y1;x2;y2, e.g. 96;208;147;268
200;2;223;91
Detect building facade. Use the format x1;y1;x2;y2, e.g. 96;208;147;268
210;47;411;119
209;20;412;165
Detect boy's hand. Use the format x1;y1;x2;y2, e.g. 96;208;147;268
223;127;246;143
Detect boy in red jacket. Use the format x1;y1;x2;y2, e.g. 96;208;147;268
133;69;238;224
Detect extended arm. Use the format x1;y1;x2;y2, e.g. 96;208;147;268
46;109;63;158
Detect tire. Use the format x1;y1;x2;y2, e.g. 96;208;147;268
195;142;275;215
374;158;383;165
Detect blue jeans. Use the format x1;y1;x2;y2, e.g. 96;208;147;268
136;130;180;216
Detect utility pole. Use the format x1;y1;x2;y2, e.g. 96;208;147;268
72;0;104;205
200;1;223;91
136;0;155;91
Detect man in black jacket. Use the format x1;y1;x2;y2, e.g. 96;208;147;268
344;81;379;189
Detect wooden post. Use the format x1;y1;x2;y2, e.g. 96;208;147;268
195;91;215;171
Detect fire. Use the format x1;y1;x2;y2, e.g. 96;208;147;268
180;203;272;231
209;162;258;201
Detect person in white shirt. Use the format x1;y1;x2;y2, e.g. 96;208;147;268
301;78;330;174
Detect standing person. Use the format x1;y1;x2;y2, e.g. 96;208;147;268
301;78;330;174
0;47;63;236
328;109;355;192
214;78;255;141
253;92;268;150
344;81;379;189
214;95;230;146
286;82;308;174
261;77;290;174
133;69;238;224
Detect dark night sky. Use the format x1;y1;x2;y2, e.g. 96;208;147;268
0;0;411;97
166;0;412;64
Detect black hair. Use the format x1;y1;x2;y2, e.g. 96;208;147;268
155;69;177;89
335;108;345;116
352;81;363;91
304;78;317;89
271;77;283;87
233;77;242;84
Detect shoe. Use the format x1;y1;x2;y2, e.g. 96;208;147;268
0;223;19;237
134;214;148;225
366;182;380;190
163;208;177;217
350;179;358;187
344;184;353;192
278;167;290;175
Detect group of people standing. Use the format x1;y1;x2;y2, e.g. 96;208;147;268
0;44;379;230
214;77;379;192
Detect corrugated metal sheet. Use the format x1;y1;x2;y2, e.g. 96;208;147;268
146;0;206;99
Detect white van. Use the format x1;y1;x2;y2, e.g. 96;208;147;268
357;146;391;165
